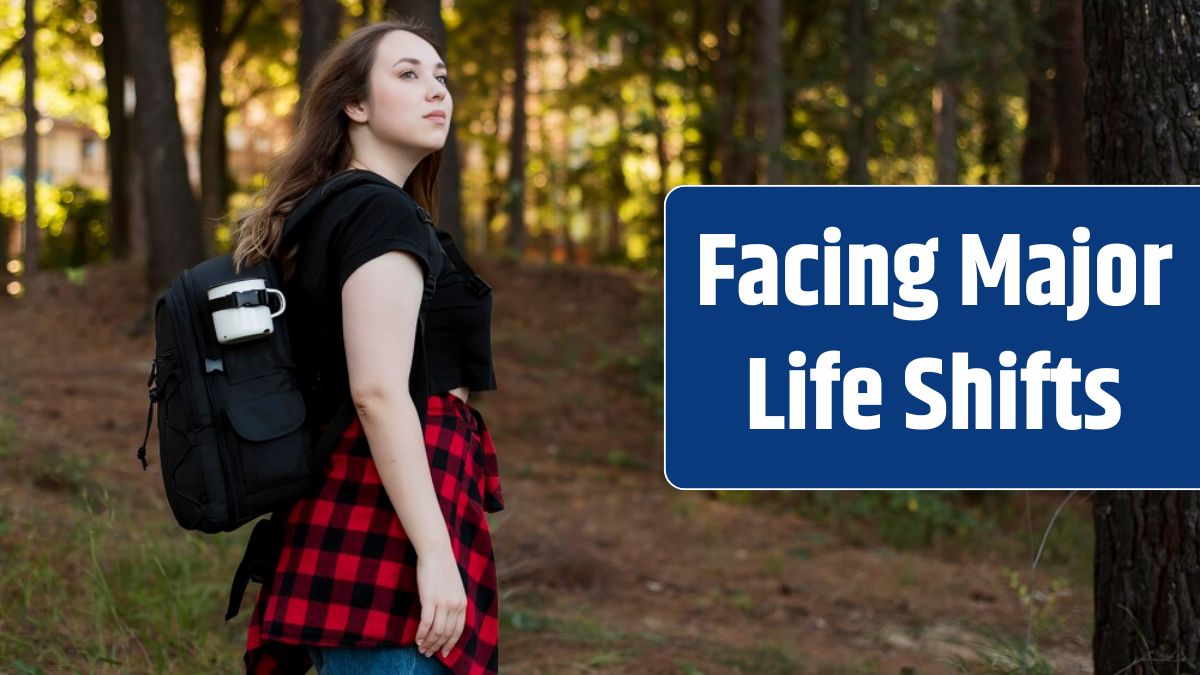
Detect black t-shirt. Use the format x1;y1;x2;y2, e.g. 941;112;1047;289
281;170;497;428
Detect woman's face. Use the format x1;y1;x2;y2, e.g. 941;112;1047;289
359;30;452;156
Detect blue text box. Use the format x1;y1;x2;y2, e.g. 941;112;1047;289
664;186;1199;489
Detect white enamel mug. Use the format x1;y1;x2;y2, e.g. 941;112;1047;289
206;278;286;345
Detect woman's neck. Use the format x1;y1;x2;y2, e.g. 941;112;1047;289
345;140;422;189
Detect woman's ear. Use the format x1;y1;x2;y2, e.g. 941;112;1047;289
343;100;369;124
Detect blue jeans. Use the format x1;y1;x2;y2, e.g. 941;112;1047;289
307;644;453;674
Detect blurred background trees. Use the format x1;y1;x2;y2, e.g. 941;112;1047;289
0;0;1096;291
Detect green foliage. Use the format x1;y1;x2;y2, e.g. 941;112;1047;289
856;491;982;549
596;275;663;414
0;177;111;268
0;0;108;139
775;490;985;550
1002;567;1071;638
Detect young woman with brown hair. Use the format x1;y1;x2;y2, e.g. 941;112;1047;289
232;19;504;675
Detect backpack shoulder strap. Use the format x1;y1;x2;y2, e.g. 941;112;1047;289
435;230;492;298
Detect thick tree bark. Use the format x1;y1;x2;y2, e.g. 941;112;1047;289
1019;0;1056;184
1093;493;1200;673
1053;0;1087;183
844;0;869;184
99;0;131;260
1084;0;1200;185
299;0;342;108
22;0;38;274
1085;1;1200;671
755;0;784;184
505;0;529;255
933;0;960;185
121;0;204;291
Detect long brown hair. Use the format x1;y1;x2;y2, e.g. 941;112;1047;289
232;19;444;280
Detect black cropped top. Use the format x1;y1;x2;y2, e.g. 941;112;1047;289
282;170;497;427
423;238;498;395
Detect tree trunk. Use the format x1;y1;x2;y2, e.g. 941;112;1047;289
22;0;38;275
647;51;669;227
934;0;960;185
505;0;529;255
1084;0;1200;185
1053;0;1087;183
99;0;131;260
1093;493;1200;673
692;0;716;185
729;3;759;184
299;0;342;109
755;0;784;184
714;0;736;184
607;96;629;259
200;0;227;257
1019;0;1056;184
201;0;256;254
127;119;149;269
978;9;1004;184
844;0;869;184
122;0;204;291
1085;0;1200;670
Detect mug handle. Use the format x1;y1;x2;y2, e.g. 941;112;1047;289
266;289;287;318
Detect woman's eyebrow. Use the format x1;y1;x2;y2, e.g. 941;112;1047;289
392;57;447;70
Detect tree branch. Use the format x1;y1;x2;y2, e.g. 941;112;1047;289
0;35;25;70
223;0;260;50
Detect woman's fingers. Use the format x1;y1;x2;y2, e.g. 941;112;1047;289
428;603;451;656
443;607;466;657
416;602;439;654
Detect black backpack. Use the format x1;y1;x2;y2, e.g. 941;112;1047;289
133;170;445;619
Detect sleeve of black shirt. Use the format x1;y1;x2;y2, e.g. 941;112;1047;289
331;185;432;292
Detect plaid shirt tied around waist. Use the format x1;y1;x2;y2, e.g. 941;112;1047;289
243;392;505;675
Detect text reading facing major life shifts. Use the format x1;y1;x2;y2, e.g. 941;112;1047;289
663;186;1198;489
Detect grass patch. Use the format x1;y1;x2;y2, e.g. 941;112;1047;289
0;480;255;673
594;277;662;415
726;490;1094;571
711;642;800;674
944;628;1056;674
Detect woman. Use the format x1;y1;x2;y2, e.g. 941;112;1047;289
230;19;504;675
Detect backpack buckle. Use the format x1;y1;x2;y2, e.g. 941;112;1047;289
465;275;492;298
207;288;269;312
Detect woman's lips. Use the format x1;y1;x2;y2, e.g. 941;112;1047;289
424;112;447;123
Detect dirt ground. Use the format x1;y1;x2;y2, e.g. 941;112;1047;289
0;259;1094;674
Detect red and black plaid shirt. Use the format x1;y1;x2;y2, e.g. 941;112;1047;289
243;392;505;675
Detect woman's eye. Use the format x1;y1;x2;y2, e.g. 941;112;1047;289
399;70;417;79
436;75;448;84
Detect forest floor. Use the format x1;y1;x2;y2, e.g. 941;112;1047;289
0;258;1094;674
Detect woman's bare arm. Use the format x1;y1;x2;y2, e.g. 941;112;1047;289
342;250;452;559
